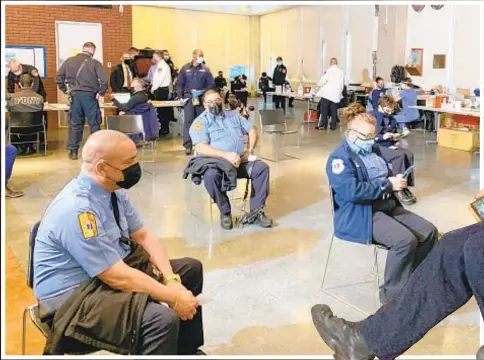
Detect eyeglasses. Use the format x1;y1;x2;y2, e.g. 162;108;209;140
349;128;375;140
204;99;223;106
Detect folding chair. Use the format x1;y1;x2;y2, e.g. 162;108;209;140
258;109;299;162
321;185;386;315
106;115;155;174
8;112;47;155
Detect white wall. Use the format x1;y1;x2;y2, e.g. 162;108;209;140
405;4;480;90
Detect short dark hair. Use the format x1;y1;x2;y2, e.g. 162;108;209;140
276;56;282;61
241;74;247;80
375;77;384;82
261;72;267;77
129;47;138;52
218;70;223;73
19;74;33;88
403;77;413;86
83;42;96;49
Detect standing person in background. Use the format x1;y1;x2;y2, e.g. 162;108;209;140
272;56;287;111
315;57;345;131
56;41;107;161
162;50;178;91
128;47;141;77
110;54;134;93
150;51;173;137
177;49;214;156
394;77;420;137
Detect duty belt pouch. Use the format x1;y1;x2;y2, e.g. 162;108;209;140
191;95;200;106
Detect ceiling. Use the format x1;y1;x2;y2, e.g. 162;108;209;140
155;4;294;15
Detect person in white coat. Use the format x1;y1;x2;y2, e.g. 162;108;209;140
315;58;345;130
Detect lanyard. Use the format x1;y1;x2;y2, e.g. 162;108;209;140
110;192;134;249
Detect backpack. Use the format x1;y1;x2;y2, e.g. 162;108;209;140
390;65;405;84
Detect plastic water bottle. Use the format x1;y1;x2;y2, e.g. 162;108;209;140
297;84;303;96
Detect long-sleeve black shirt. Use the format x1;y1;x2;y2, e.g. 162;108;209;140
112;91;148;112
7;64;47;100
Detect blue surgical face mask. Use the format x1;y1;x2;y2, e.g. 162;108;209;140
197;56;204;64
354;138;375;155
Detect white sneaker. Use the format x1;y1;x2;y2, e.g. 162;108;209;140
401;127;410;137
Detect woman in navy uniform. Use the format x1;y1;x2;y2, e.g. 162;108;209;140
326;105;437;305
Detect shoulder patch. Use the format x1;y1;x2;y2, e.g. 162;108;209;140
331;158;345;175
194;121;202;131
78;212;98;239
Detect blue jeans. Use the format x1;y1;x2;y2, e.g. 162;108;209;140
5;145;17;185
68;92;101;151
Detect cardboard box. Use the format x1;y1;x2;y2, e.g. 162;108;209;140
438;128;479;152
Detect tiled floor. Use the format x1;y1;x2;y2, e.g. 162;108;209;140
5;99;481;355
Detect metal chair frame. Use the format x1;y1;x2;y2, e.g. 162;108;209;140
258;109;299;162
8;113;48;156
106;115;155;175
321;186;386;316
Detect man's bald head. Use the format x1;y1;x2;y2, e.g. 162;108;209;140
81;130;139;191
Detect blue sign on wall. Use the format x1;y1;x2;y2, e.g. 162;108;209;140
229;65;248;81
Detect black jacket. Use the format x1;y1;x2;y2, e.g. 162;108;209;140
42;244;154;355
113;91;148;112
214;76;227;89
272;64;287;85
56;52;108;96
183;156;238;192
110;64;133;93
7;64;47;100
258;76;272;91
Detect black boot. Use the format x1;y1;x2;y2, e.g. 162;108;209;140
311;304;375;360
220;213;233;230
185;145;193;156
68;149;78;160
249;208;273;228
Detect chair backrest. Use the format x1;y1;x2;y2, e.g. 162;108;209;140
9;111;43;128
106;115;145;135
27;221;41;289
258;109;285;127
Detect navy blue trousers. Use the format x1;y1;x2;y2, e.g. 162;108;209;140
68;92;101;151
361;222;484;359
183;100;204;149
203;160;270;215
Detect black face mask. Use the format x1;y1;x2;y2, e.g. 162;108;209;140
123;59;131;65
208;103;224;116
106;162;142;189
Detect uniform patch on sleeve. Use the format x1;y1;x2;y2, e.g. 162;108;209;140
194;122;202;131
78;212;98;239
331;159;345;175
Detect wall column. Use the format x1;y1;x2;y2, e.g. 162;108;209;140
248;15;260;92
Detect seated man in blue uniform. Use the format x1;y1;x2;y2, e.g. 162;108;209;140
367;76;386;113
326;108;437;305
394;77;420;137
369;97;417;205
311;194;484;360
34;130;204;355
189;89;272;230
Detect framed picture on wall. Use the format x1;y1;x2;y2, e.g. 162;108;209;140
405;48;423;76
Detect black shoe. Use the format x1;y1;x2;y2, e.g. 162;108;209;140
185;146;193;156
24;146;37;155
477;345;484;360
250;208;273;228
311;304;375;360
315;126;327;131
402;188;417;203
68;150;78;160
195;349;207;356
396;189;415;206
220;213;233;230
289;104;294;108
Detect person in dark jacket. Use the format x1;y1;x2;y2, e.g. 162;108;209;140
312;214;484;360
110;54;134;93
272;56;287;110
214;70;229;103
177;49;214;155
56;41;108;161
189;89;272;230
232;74;249;107
8;60;47;100
327;107;437;305
258;72;274;103
373;96;417;205
368;76;386;113
162;49;178;86
113;78;160;141
34;130;205;355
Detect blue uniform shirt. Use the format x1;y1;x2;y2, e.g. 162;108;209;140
33;172;144;300
396;88;419;123
189;110;253;154
176;62;214;99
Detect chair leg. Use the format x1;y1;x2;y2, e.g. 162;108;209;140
22;307;28;355
375;247;382;306
209;195;214;224
321;235;335;290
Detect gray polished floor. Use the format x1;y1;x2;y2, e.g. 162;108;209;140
5;98;480;355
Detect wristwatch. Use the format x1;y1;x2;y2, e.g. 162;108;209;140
163;273;181;285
